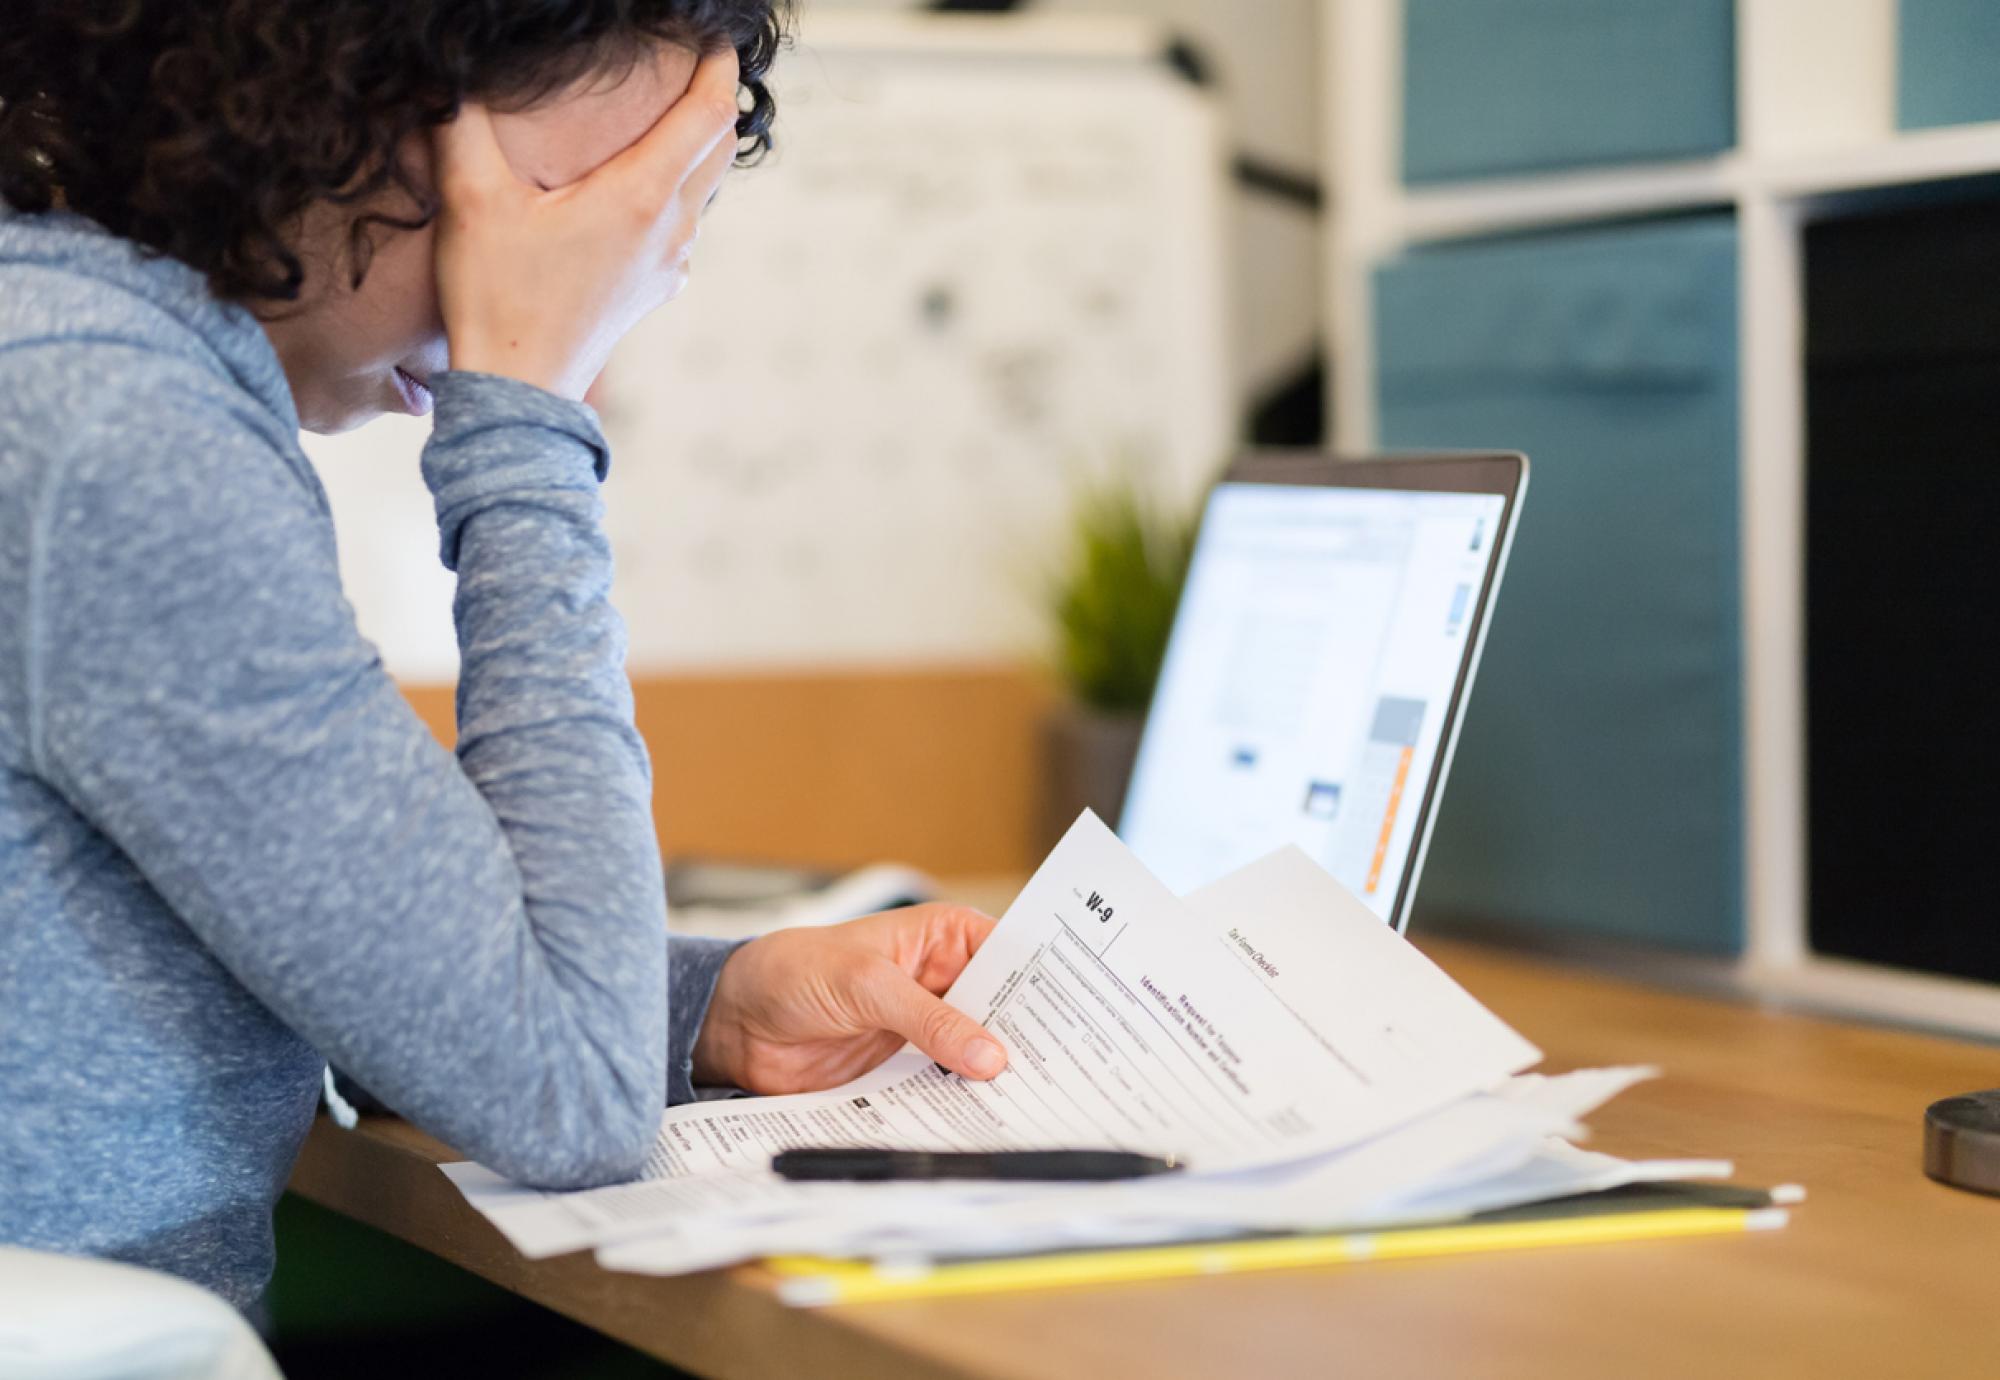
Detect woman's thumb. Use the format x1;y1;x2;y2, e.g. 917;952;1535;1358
857;961;1008;1080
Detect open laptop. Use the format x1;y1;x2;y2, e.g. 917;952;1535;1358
669;451;1524;938
1118;452;1527;933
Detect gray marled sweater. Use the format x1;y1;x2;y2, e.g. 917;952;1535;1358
0;209;735;1307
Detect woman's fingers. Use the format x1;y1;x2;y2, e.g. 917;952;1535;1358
689;126;739;216
649;136;739;303
657;134;738;273
432;48;749;399
909;905;997;993
433;101;522;204
597;50;743;205
853;958;1009;1081
939;904;1000;953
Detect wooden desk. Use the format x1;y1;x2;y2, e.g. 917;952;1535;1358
288;936;2000;1379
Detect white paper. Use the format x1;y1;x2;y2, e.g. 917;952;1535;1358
649;813;1539;1175
1180;843;1543;1130
1368;1138;1733;1225
589;1066;1664;1276
447;813;1548;1259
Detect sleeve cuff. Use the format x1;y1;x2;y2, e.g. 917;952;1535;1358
420;371;611;571
665;934;748;1106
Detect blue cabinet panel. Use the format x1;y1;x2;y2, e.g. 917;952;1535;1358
1376;216;1742;951
1403;0;1736;183
1900;0;2000;130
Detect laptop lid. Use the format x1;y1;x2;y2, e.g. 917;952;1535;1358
1118;452;1527;932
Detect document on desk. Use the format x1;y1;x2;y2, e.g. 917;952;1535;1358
593;1066;1702;1275
445;812;1541;1258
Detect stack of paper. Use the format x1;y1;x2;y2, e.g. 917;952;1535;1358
443;813;1739;1278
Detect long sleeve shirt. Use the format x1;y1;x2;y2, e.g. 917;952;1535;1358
0;208;730;1308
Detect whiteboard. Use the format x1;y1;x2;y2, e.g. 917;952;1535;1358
308;13;1232;679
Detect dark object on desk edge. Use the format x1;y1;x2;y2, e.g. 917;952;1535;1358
773;1149;1182;1183
1924;1090;2000;1196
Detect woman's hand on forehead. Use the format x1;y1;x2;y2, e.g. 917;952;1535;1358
431;48;742;401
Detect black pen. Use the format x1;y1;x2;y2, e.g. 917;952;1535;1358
771;1148;1183;1183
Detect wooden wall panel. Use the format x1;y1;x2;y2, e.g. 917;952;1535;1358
399;666;1051;876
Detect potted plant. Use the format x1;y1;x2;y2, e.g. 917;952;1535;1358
1037;468;1197;848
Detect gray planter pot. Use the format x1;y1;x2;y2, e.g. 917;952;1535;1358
1039;704;1146;850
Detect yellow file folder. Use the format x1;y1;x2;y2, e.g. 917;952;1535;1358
766;1198;1791;1307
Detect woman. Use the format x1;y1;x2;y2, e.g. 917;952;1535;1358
0;0;1008;1309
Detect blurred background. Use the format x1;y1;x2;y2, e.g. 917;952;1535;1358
305;0;2000;1025
280;0;2000;1367
310;0;1318;877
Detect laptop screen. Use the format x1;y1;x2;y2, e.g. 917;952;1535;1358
1120;470;1516;927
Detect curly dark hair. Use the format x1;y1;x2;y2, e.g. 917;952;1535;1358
0;0;789;302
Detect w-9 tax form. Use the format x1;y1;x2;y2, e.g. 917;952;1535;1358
444;812;1541;1259
657;812;1534;1175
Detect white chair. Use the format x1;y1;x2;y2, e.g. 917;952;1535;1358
0;1247;282;1380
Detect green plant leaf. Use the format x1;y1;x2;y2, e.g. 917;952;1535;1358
1045;466;1200;714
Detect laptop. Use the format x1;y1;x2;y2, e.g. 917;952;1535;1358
1118;452;1527;932
668;451;1524;939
